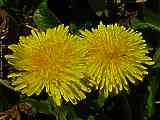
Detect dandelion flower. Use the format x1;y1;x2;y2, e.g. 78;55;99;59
5;25;93;106
80;22;154;96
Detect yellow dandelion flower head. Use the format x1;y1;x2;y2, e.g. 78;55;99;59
5;24;93;106
80;22;154;96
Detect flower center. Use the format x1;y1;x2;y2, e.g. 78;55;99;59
89;39;127;64
31;44;72;75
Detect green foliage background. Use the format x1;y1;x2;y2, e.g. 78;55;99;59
0;0;160;120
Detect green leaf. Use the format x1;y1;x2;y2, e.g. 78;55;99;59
145;75;159;120
0;0;8;5
153;48;160;69
21;98;53;115
130;18;148;29
145;85;154;120
130;17;160;32
0;85;9;111
53;106;67;120
87;115;95;120
33;0;60;29
90;95;108;111
0;0;4;5
144;8;160;31
53;104;83;120
97;95;108;108
145;60;160;119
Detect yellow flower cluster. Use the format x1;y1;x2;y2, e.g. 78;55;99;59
5;22;154;106
80;22;154;96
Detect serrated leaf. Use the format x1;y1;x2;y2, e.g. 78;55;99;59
33;0;60;29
